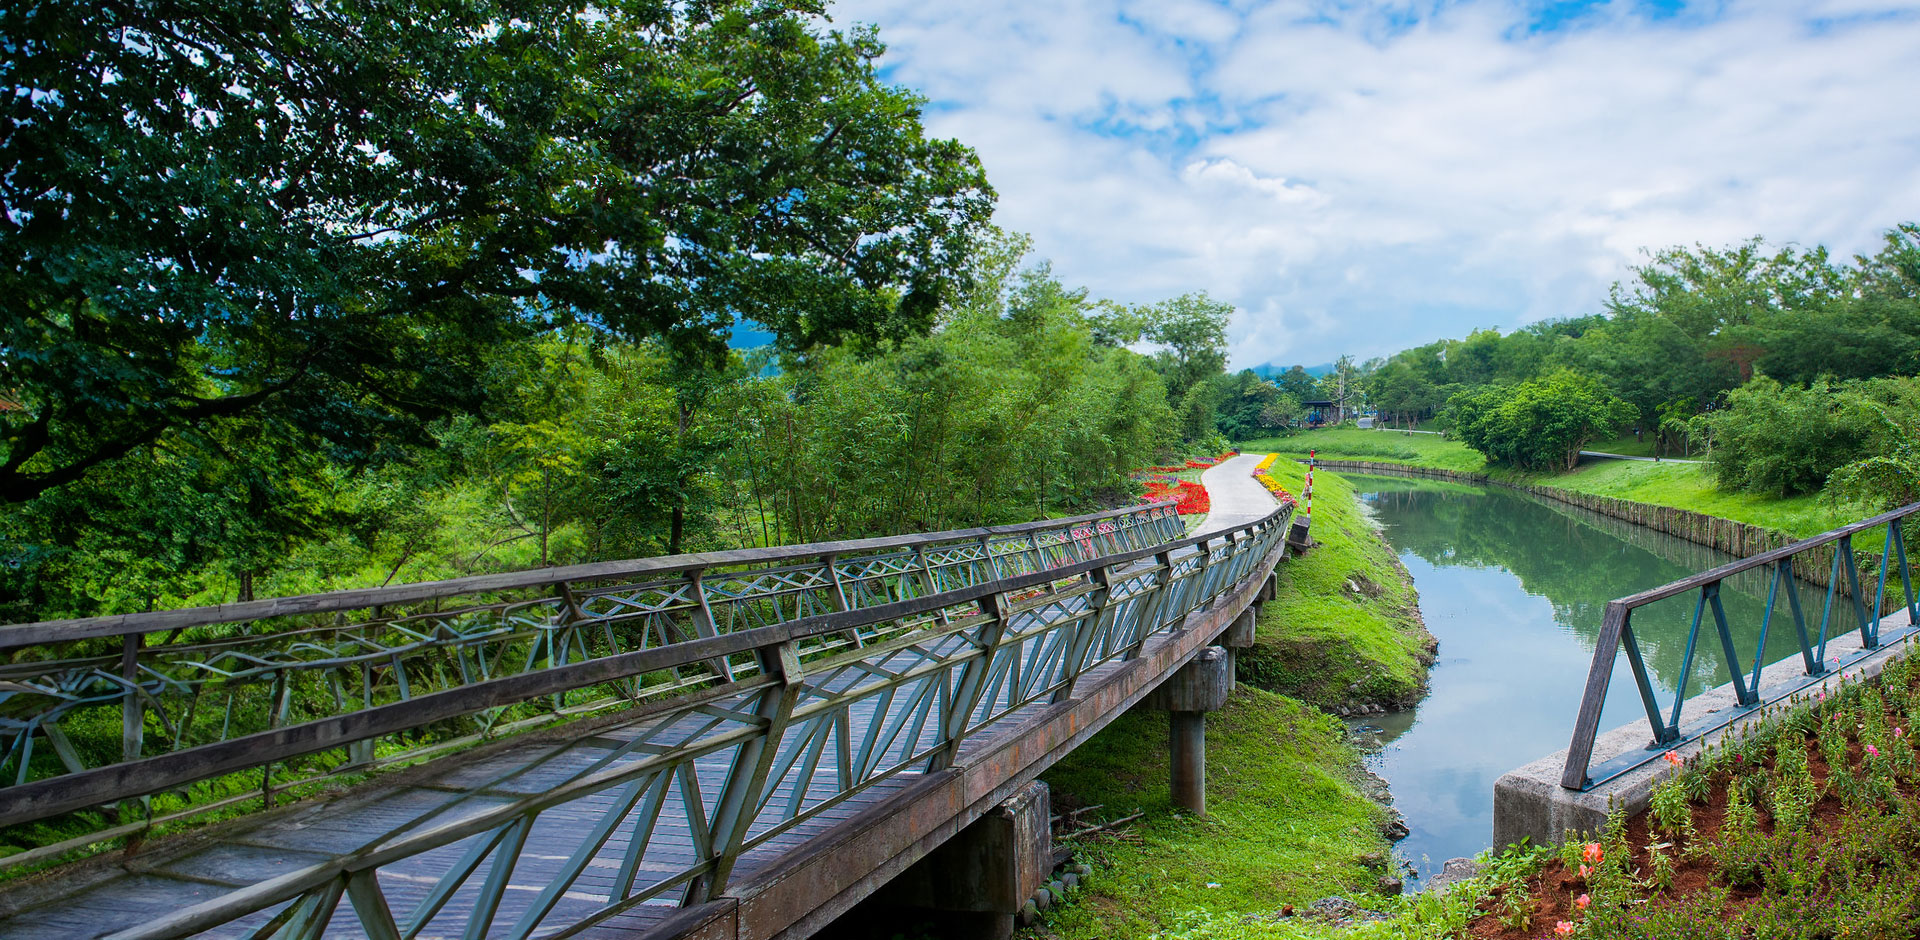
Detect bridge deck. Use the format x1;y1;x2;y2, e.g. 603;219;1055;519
0;456;1281;940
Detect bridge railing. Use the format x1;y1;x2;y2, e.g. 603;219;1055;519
0;503;1182;860
1562;501;1920;790
6;502;1291;940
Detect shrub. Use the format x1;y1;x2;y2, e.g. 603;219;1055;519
1693;377;1873;496
1447;372;1636;471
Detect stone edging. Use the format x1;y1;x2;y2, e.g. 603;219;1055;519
1301;459;1848;591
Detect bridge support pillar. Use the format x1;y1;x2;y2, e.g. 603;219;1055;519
855;781;1052;940
1218;609;1256;685
1143;647;1232;817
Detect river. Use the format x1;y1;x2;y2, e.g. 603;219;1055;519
1344;474;1826;885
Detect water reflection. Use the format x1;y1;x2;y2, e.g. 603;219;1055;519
1346;476;1823;885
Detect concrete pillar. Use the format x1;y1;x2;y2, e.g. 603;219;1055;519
859;781;1052;940
1143;647;1232;817
1170;711;1207;814
1217;610;1255;688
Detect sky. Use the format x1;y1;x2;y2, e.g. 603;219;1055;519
826;0;1920;369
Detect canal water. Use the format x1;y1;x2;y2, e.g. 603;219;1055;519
1344;474;1829;885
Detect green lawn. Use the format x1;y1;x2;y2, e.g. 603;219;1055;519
1582;433;1658;458
1239;429;1488;475
1534;459;1847;538
1239;457;1434;707
1038;689;1395;938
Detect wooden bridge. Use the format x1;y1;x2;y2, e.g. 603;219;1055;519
0;456;1292;939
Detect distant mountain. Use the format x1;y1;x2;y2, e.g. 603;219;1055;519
1248;361;1332;378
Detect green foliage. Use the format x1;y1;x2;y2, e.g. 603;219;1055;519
1449;372;1637;472
1;0;994;505
1692;377;1873;496
1136;293;1234;402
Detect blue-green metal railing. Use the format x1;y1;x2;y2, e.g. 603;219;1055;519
0;503;1183;863
0;501;1291;940
1562;501;1920;790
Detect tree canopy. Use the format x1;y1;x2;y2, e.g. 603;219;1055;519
0;0;993;503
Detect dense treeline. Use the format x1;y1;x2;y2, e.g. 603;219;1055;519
2;227;1206;620
1345;225;1920;506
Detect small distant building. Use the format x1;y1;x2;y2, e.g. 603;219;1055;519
1302;399;1342;427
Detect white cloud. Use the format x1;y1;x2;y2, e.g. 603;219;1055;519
833;0;1920;367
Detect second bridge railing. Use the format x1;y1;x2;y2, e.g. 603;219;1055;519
1562;501;1920;790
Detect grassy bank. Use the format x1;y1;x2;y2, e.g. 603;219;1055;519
1239;457;1436;709
1241;429;1489;475
1039;689;1397;938
1033;454;1443;937
1241;429;1851;539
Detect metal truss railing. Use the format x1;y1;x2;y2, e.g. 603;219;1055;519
1562;501;1920;790
1;502;1290;940
0;504;1183;854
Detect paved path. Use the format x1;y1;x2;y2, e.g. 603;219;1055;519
1578;450;1703;464
1196;453;1278;536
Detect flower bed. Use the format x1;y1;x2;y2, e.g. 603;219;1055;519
1472;654;1920;939
1140;478;1210;515
1250;452;1297;507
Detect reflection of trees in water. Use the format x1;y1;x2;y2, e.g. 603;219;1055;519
1357;478;1809;696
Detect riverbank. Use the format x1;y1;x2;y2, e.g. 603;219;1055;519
1032;455;1440;937
1240;458;1436;712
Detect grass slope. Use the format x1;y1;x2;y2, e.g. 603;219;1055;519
1039;689;1394;939
1240;457;1436;708
1520;459;1844;538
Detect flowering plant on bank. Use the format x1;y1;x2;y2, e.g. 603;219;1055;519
1250;453;1296;507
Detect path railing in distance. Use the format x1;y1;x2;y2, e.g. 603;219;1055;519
1;503;1290;940
0;503;1182;862
1562;501;1920;790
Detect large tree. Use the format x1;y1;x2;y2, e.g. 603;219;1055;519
0;0;993;503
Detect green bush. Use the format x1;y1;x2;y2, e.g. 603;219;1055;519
1447;372;1636;472
1693;377;1873;496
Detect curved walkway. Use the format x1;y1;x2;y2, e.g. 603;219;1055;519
1196;453;1278;536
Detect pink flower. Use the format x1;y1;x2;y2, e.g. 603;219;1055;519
1555;921;1577;937
1662;750;1682;765
1583;842;1604;864
1577;865;1593;879
1575;893;1591;910
1867;744;1882;758
1897;727;1907;738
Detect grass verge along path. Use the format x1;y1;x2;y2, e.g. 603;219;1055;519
1239;457;1436;709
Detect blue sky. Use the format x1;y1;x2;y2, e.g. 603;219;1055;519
830;0;1920;368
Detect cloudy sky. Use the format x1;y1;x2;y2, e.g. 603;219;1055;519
828;0;1920;369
